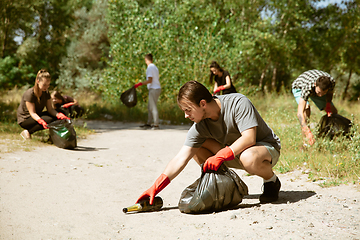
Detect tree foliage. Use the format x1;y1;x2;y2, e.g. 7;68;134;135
0;0;96;88
56;0;110;91
102;0;359;103
101;0;264;102
1;0;359;103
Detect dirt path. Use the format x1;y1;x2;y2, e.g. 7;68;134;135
0;121;359;240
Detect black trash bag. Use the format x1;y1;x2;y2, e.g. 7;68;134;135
47;119;77;149
178;164;248;214
120;87;137;108
317;113;352;140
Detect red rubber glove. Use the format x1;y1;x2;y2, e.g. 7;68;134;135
325;102;332;117
62;102;75;108
203;146;235;172
37;118;49;129
136;173;170;205
56;112;70;120
302;126;315;145
214;85;225;94
134;82;143;89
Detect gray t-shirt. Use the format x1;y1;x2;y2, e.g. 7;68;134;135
184;94;281;151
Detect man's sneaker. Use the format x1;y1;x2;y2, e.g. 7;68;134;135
259;177;281;203
151;125;160;130
140;124;152;129
20;130;31;140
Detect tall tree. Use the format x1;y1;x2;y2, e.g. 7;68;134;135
10;0;86;85
338;1;360;100
103;0;265;102
56;0;110;91
0;0;36;57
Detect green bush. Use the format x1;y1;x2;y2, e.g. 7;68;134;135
0;56;35;89
100;0;249;104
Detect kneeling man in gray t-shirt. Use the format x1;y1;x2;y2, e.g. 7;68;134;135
136;81;281;205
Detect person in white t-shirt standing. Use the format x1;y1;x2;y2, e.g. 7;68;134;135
134;53;161;130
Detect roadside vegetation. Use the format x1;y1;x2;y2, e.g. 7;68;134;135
0;87;94;153
249;89;360;187
1;88;359;187
1;0;359;187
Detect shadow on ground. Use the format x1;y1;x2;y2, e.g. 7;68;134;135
121;190;317;215
74;120;191;133
72;146;109;151
244;190;316;204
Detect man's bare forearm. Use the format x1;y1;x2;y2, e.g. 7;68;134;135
297;113;306;128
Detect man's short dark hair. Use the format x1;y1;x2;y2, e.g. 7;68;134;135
316;76;332;90
177;81;213;107
145;53;153;62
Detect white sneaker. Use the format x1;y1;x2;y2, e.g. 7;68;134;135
20;130;31;140
151;125;160;130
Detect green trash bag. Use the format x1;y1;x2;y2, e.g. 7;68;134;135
47;119;77;149
178;164;248;214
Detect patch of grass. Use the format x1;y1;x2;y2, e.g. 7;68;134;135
0;121;50;153
0;122;93;153
319;180;344;188
250;91;360;187
0;88;95;153
84;99;190;125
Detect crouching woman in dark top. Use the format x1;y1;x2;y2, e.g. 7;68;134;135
17;69;70;140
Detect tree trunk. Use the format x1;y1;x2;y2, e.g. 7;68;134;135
259;63;269;91
259;69;265;90
271;67;277;92
342;69;352;100
1;17;9;58
1;31;5;58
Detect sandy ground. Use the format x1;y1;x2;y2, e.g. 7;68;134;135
0;120;359;240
